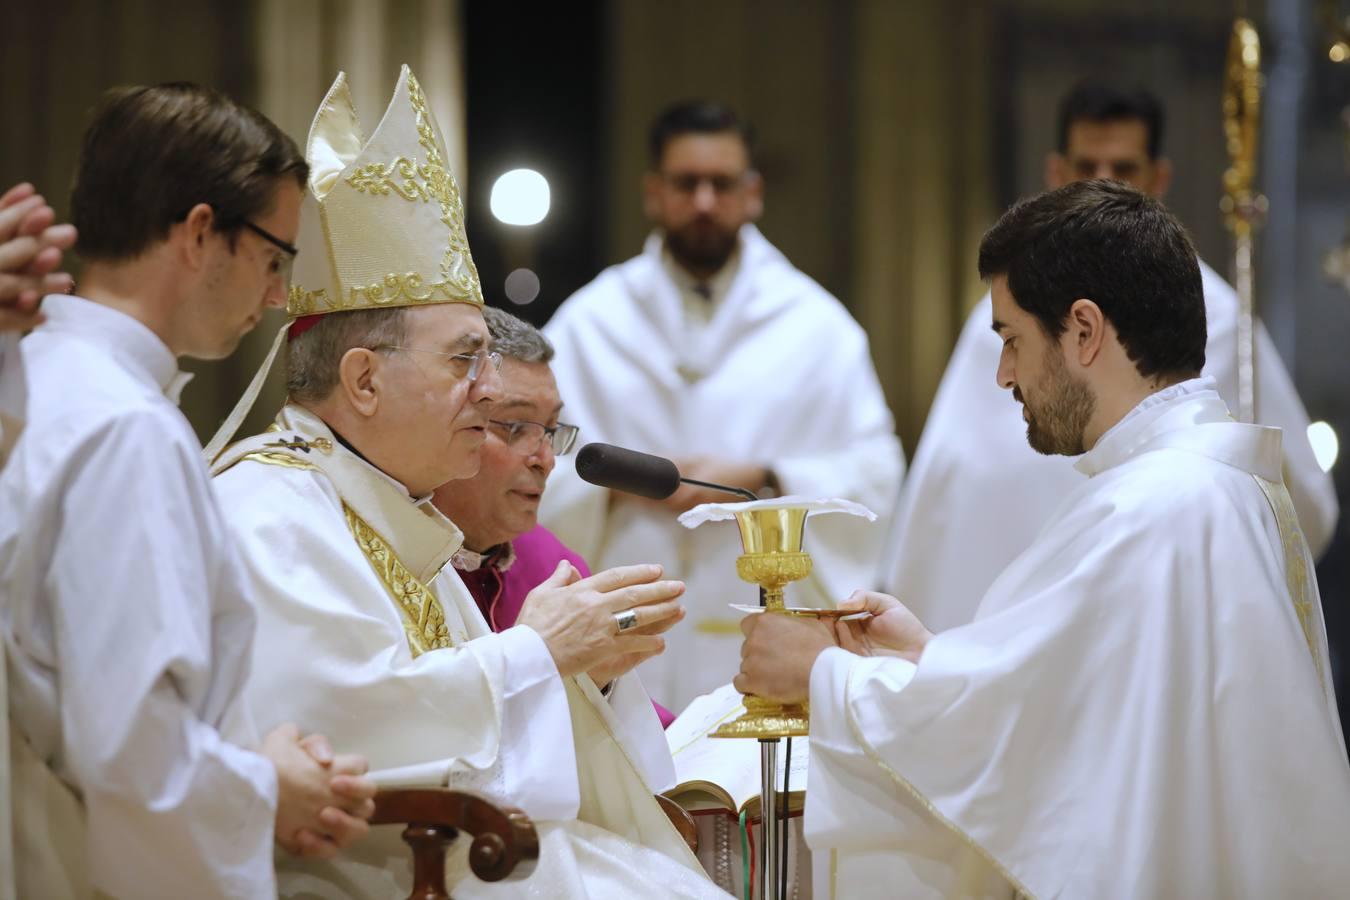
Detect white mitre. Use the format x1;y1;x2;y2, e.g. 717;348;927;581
206;64;483;460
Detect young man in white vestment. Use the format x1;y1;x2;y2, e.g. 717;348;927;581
0;85;377;899
736;179;1350;899
210;66;729;899
541;101;904;710
881;80;1338;634
0;181;76;464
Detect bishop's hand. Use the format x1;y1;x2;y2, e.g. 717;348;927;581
517;560;685;679
832;590;933;664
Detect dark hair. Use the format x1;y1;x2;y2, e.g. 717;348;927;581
648;100;755;169
978;179;1205;380
71;82;308;261
1056;79;1165;160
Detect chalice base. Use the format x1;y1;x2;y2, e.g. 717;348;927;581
711;696;809;739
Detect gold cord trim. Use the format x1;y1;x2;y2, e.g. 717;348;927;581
235;450;320;472
1253;475;1324;683
841;663;1036;900
342;502;455;658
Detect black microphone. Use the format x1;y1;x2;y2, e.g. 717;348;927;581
575;443;758;502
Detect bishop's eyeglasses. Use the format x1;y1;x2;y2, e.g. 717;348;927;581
489;419;580;456
370;345;503;383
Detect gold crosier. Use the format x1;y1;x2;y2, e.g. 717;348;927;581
1221;18;1264;423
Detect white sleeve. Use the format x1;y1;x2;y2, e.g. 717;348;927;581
596;671;678;793
53;410;277;900
459;624;581;820
805;648;919;851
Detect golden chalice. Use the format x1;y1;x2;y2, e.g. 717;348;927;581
712;505;814;739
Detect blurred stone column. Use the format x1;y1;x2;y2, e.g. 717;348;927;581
848;0;995;450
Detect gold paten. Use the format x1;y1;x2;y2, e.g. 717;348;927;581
713;506;814;739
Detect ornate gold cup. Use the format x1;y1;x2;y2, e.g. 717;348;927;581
712;506;813;739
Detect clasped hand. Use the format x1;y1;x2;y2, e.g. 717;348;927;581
263;723;377;859
1;182;77;332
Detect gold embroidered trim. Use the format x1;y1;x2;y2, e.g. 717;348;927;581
263;435;333;454
342;502;455;658
1253;475;1323;683
288;271;481;316
236;450;320;472
841;664;1036;900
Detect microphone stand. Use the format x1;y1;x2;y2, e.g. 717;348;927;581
678;477;758;502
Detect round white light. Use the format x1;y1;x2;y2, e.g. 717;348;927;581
504;268;541;305
1308;421;1339;473
489;168;550;226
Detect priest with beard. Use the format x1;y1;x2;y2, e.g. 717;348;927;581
880;80;1337;635
211;67;728;898
541;101;903;710
735;180;1350;899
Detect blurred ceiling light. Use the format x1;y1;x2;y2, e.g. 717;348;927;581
504;268;541;305
1307;421;1339;473
490;168;550;226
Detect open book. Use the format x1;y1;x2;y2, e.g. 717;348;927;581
665;683;809;821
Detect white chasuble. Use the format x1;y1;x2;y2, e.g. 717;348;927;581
809;380;1350;899
542;226;904;709
882;261;1339;633
213;404;728;899
1;296;278;899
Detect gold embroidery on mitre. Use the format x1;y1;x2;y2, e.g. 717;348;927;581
286;67;483;320
342;502;455;658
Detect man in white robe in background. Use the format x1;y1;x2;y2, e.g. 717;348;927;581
542;101;903;710
212;67;727;899
882;80;1338;633
0;181;76;464
737;180;1350;899
0;84;374;900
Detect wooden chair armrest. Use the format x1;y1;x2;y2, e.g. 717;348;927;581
371;788;540;900
656;792;699;854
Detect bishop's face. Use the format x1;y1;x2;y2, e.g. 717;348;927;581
378;303;502;494
991;275;1095;457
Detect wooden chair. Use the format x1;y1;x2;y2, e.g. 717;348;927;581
372;789;540;900
374;789;693;899
655;792;699;854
